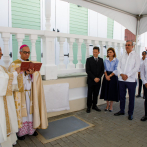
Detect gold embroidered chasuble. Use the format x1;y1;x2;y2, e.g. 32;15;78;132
0;66;14;136
8;59;48;129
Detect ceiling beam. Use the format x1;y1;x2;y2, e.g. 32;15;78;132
142;14;147;17
83;0;136;17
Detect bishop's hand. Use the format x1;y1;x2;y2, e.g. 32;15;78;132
15;66;22;74
26;68;35;75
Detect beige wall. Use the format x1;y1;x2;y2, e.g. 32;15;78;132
43;76;140;118
43;76;87;89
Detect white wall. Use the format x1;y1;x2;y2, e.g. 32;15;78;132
41;0;69;66
88;10;98;37
0;0;126;66
113;21;125;40
0;0;9;27
88;10;126;58
88;10;125;41
55;0;69;67
138;33;146;56
40;0;56;31
97;13;107;38
88;10;107;38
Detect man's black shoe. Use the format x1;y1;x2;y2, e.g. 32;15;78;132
92;106;101;112
128;115;133;120
136;95;141;98
86;108;91;113
17;136;25;140
114;111;125;116
141;116;147;121
32;131;38;136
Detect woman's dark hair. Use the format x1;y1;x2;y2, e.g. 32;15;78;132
107;47;116;58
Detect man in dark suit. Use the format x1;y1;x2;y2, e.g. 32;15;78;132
86;46;104;113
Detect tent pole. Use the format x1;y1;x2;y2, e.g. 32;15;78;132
136;16;140;54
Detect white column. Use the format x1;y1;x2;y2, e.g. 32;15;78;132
42;34;57;80
76;39;83;69
67;38;75;69
16;34;25;59
107;41;112;49
113;42;118;57
117;43;121;60
123;43;126;55
58;37;66;69
138;45;141;55
93;40;99;57
85;39;91;59
93;40;99;47
45;0;51;31
1;33;10;68
29;35;38;61
99;41;105;59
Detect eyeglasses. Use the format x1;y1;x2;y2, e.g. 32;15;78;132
0;53;3;56
22;51;31;54
125;44;132;46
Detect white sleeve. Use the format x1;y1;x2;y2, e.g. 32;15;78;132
0;67;9;96
12;71;18;85
117;56;123;76
141;61;147;85
138;64;141;72
138;59;143;72
127;54;140;77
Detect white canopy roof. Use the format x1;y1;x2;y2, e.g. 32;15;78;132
63;0;147;35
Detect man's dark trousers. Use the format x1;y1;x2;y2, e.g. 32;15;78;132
144;86;147;116
119;81;137;115
138;78;142;96
87;82;101;108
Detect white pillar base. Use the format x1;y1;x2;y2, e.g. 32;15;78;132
59;64;66;70
44;65;57;80
76;63;84;69
3;56;10;69
67;63;75;69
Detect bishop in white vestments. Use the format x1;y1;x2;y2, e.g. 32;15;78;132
8;45;48;140
0;47;19;147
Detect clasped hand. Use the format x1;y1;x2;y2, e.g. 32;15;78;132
121;74;128;81
106;75;111;81
94;78;100;83
145;83;147;89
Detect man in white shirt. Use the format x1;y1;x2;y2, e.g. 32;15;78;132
136;51;147;97
114;40;140;120
140;60;147;121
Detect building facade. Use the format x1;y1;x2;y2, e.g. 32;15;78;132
0;0;134;66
